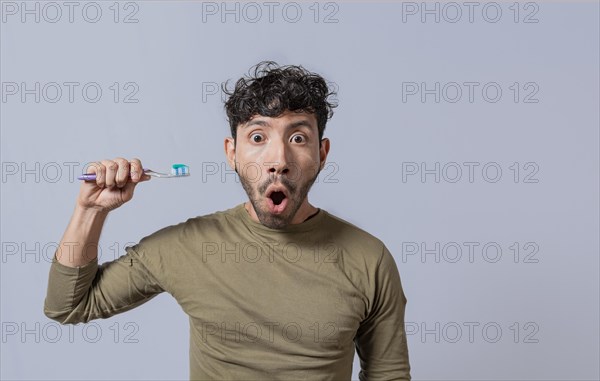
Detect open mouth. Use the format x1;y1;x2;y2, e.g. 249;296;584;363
269;191;286;206
265;186;289;214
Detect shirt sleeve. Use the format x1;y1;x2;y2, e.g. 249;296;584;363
43;245;164;324
354;245;411;381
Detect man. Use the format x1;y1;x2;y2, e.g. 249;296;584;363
44;61;411;380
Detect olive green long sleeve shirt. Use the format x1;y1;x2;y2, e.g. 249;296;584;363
44;204;411;380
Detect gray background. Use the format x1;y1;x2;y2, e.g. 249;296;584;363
1;1;599;380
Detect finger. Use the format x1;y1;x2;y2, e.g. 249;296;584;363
130;158;143;183
87;161;105;188
102;159;118;188
114;157;130;188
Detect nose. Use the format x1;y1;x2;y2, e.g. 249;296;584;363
265;140;290;177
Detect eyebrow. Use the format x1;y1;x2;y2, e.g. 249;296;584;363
242;119;314;130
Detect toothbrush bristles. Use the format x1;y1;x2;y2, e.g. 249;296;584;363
171;164;190;176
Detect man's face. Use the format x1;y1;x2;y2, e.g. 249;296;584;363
225;110;330;229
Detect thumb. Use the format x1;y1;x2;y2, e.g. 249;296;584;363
121;178;144;203
139;174;152;182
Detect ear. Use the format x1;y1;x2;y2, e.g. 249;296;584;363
224;137;236;171
319;138;330;171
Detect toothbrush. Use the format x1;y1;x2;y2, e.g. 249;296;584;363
78;164;190;181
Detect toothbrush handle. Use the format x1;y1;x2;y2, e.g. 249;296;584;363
78;174;98;181
78;168;149;181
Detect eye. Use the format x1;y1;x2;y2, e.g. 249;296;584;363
251;133;263;143
291;134;305;144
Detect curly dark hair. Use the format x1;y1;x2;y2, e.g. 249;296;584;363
222;61;337;145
